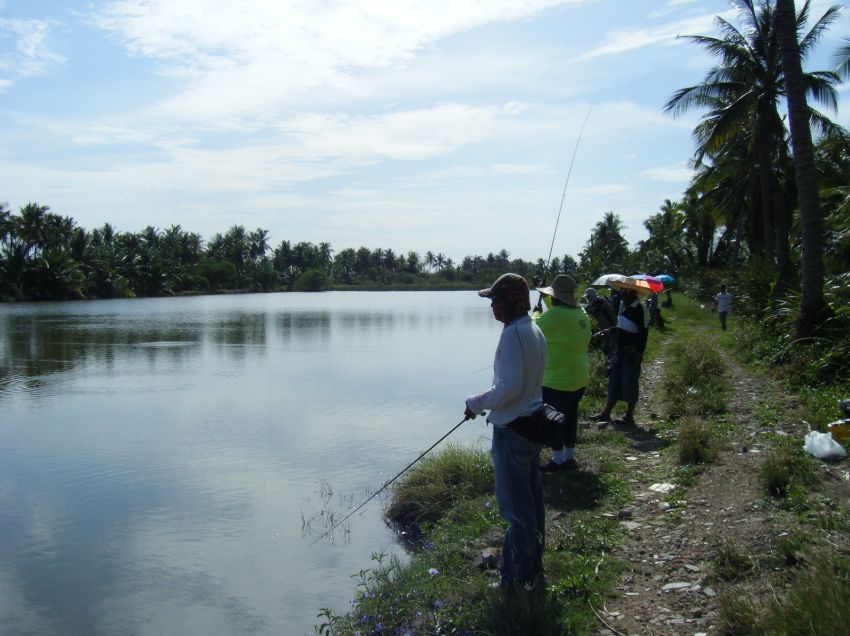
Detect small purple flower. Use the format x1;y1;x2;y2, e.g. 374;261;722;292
428;567;438;576
375;623;382;632
434;599;444;609
424;541;436;550
361;613;370;623
485;501;492;509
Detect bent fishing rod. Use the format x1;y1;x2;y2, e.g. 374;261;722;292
310;414;475;546
541;105;593;282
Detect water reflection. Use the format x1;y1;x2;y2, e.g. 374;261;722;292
0;291;499;634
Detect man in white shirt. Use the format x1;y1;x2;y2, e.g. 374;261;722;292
711;285;732;331
465;273;548;592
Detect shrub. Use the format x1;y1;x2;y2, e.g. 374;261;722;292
386;444;493;531
712;541;754;582
677;417;717;465
717;589;761;635
196;258;237;290
294;268;330;291
762;552;850;635
760;437;820;498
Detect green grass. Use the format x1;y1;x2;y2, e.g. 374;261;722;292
760;436;820;499
659;333;728;418
711;540;754;582
797;382;850;434
677;417;718;465
322;291;850;634
761;552;850;636
385;443;493;532
317;444;632;634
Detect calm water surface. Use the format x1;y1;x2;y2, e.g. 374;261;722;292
0;291;501;635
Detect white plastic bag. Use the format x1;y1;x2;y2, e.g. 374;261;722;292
803;431;847;461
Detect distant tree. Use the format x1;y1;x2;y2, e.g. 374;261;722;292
405;251;420;274
578;211;630;278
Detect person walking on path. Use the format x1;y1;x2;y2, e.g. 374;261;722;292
464;273;548;592
532;275;591;472
590;287;648;426
711;285;732;331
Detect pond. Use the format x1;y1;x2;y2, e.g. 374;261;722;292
0;291;502;635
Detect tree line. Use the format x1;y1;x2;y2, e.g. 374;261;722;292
2;3;849;335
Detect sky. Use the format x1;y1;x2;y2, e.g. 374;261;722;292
1;0;848;263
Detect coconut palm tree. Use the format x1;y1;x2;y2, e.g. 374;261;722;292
0;203;10;245
665;0;842;288
579;211;630;277
776;0;829;335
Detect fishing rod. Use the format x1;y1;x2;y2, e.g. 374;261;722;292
541;105;593;280
310;414;474;546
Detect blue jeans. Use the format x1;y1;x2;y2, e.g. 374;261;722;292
492;425;544;587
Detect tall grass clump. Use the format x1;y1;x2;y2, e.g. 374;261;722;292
760;552;850;635
760;437;820;498
385;444;493;531
677;417;718;465
659;333;728;418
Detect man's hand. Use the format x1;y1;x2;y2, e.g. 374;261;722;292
464;405;477;420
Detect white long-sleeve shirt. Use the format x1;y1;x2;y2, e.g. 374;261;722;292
465;315;547;427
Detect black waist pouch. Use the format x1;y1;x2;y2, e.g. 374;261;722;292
507;404;565;446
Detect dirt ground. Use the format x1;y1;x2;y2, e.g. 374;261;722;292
582;329;850;636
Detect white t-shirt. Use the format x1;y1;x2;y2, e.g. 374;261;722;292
465;315;547;427
715;292;731;313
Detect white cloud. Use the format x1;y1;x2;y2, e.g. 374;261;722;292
91;0;588;124
490;163;548;175
281;103;513;161
0;17;64;90
576;184;628;195
576;11;729;61
641;164;692;182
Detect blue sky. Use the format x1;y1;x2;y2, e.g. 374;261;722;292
2;0;848;262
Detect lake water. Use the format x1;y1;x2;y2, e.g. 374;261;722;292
0;291;502;635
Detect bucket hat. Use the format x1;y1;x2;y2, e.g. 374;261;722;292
536;274;579;308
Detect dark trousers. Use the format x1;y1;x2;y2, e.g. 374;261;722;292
542;385;586;450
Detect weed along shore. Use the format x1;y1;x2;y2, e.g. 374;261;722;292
315;293;850;635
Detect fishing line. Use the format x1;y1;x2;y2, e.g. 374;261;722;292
309;414;473;546
543;105;593;277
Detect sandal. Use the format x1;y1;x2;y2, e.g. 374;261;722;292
615;417;636;426
590;413;611;422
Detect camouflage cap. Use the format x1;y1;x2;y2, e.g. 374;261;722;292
478;273;531;312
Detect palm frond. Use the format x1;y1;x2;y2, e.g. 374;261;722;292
809;109;849;140
803;71;841;112
833;38;850;79
798;3;842;58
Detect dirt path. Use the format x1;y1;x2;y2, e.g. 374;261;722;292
586;329;850;635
